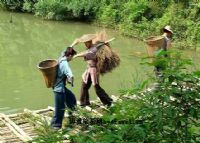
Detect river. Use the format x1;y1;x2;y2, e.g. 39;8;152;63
0;11;199;114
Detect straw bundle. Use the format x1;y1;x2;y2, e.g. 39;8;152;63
93;31;120;75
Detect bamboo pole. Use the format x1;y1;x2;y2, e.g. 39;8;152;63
90;101;109;112
47;106;55;111
111;95;122;102
33;108;53;121
33;108;52;114
77;101;103;117
2;114;32;141
25;108;53;125
1;114;29;142
7;113;21;118
24;108;48;122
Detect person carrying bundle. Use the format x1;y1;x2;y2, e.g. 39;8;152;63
72;31;120;107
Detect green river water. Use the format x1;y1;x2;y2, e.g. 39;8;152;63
0;11;199;114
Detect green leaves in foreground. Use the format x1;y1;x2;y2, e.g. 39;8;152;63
70;51;200;143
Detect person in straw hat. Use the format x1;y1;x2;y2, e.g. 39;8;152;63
51;47;77;130
72;33;116;107
154;25;173;77
162;25;173;50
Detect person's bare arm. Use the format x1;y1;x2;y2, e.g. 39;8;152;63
73;50;88;58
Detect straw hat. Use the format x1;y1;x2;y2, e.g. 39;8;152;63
163;25;173;34
78;34;96;43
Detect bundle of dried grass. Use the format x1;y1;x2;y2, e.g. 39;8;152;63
93;31;120;75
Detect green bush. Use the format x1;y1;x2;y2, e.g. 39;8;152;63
34;0;68;20
67;0;99;20
23;0;35;13
96;5;118;27
70;51;200;143
0;0;24;11
118;1;148;36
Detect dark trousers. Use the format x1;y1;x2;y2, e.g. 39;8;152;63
80;74;112;106
154;66;165;82
51;87;76;128
154;66;163;77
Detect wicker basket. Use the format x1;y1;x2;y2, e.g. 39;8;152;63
37;59;58;88
144;36;164;47
144;36;164;57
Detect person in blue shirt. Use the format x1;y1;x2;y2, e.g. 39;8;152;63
51;47;77;129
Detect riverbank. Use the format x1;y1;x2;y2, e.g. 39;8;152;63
0;0;199;50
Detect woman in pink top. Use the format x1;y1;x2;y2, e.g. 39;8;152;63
73;34;112;107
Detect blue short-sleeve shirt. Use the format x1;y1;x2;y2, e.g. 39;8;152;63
53;57;73;93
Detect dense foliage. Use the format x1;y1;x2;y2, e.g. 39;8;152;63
0;0;199;49
69;51;200;143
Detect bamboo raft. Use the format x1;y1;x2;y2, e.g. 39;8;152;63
0;95;126;143
0;84;167;143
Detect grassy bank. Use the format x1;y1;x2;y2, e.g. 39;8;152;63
0;0;199;49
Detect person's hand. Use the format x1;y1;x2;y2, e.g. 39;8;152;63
105;42;110;47
70;77;74;87
67;77;74;87
72;55;77;59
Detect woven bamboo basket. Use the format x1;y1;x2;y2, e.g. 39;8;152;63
144;36;164;57
37;59;58;88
